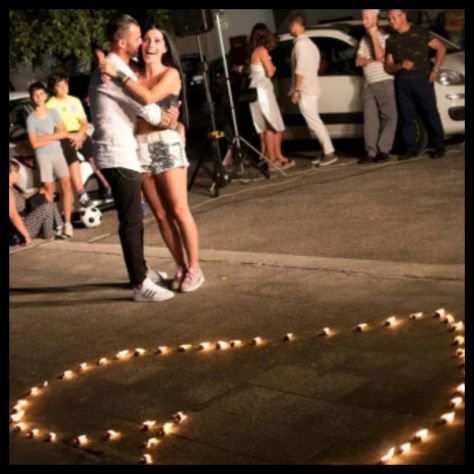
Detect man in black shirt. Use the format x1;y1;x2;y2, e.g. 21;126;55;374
385;9;447;160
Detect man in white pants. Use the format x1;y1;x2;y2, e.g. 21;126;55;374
289;13;338;167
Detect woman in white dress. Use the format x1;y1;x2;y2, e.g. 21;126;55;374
249;23;294;169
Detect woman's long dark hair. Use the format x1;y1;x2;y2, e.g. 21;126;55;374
137;24;189;129
249;23;277;55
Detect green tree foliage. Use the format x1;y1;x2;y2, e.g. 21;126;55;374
9;9;171;71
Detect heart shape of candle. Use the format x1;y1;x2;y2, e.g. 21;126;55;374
10;309;464;465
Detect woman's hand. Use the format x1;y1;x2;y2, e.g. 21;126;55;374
95;49;118;81
23;233;33;246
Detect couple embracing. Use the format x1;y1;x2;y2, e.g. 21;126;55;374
89;14;204;302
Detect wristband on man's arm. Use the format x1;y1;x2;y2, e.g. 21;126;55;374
117;70;131;84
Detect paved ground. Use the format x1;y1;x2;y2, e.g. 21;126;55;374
9;144;465;465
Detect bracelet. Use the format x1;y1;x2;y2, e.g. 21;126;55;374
117;70;130;84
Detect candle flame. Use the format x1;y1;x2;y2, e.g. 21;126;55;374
231;340;243;348
61;370;75;380
141;454;153;464
199;342;213;351
320;327;332;336
157;346;169;355
451;322;465;332
380;447;396;463
384;316;397;327
179;344;193;352
75;435;89;446
134;348;146;357
453;336;465;346
253;337;263;346
98;358;111;366
30;387;41;397
400;442;411;455
42;381;49;388
440;412;455;424
79;363;90;371
409;312;423;320
116;350;132;360
13;422;28;432
445;314;455;325
145;438;160;449
284;333;295;342
15;400;29;409
434;308;446;319
456;383;465;395
216;341;230;350
172;412;188;424
106;430;121;441
159;422;175;436
450;397;463;409
11;411;25;423
356;323;368;332
27;428;41;439
414;429;429;442
456;348;465;359
142;420;157;431
48;432;57;442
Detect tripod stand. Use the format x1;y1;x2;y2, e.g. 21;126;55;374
214;10;287;179
188;35;230;197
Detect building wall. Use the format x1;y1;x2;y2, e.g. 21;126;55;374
175;9;276;61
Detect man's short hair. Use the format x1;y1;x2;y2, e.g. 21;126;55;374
288;12;307;29
28;81;47;98
106;14;139;43
388;9;409;15
362;9;380;16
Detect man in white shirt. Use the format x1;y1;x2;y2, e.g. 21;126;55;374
89;14;178;302
356;9;398;164
289;13;338;167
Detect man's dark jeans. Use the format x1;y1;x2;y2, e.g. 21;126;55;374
396;73;445;154
101;167;147;287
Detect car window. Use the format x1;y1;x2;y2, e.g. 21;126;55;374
273;37;361;79
9;99;33;141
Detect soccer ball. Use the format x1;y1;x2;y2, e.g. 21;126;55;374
79;207;102;228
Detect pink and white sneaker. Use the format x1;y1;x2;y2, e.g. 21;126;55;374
181;269;205;293
170;266;186;292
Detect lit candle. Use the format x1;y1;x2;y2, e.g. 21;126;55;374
15;400;29;410
444;314;455;325
159;422;175;436
105;430;121;441
456;348;465;359
453;336;465;346
11;411;25;423
13;422;28;433
399;442;411;455
413;429;429;442
231;340;243;348
450;322;465;333
449;397;463;409
409;312;423;320
253;337;264;346
156;346;170;355
356;323;368;332
116;350;132;360
60;370;75;380
141;420;157;431
284;333;295;342
433;308;446;319
48;432;57;443
134;348;147;357
145;438;160;449
140;454;153;465
98;358;111;367
42;381;49;388
179;344;193;352
74;435;89;446
199;342;214;351
26;428;40;439
380;447;396;464
216;341;230;350
456;383;465;396
79;363;90;372
172;412;187;424
30;386;41;397
320;327;332;337
440;412;455;424
384;316;397;327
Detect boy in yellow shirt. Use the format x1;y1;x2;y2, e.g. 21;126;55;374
47;73;112;205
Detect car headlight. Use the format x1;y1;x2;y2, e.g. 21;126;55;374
437;69;465;86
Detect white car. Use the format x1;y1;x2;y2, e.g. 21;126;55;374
274;21;465;152
9;92;112;209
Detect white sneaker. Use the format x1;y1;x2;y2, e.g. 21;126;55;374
64;222;74;238
134;277;175;302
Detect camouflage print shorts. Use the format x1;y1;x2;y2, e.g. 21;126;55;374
137;130;189;175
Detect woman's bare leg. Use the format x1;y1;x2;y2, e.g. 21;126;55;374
141;172;186;268
156;168;200;271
